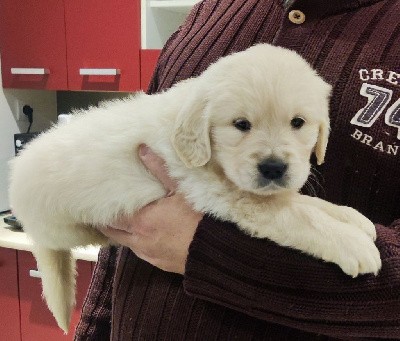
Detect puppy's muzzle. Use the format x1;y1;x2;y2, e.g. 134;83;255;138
257;159;288;181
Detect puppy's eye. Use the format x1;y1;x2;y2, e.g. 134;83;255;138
233;118;252;132
291;117;305;129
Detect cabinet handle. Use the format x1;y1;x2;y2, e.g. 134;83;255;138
11;68;50;75
29;269;42;278
79;68;120;76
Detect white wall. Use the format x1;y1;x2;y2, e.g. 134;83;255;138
0;56;57;212
2;91;58;133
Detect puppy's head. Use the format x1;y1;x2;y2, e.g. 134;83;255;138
172;44;331;195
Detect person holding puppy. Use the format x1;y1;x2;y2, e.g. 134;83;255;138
75;0;400;339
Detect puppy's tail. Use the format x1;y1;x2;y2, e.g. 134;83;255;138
33;246;76;334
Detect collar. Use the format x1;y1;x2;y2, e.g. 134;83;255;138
283;0;385;18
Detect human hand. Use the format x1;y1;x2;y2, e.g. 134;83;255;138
101;144;203;274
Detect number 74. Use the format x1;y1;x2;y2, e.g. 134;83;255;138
350;83;400;139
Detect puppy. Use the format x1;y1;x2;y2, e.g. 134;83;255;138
9;44;381;333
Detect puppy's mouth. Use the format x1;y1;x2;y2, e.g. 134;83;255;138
256;177;288;191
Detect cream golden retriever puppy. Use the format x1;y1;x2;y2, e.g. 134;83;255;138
9;44;381;333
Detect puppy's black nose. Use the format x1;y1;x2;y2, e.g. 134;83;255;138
258;159;288;180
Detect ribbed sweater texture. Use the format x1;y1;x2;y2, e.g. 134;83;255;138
75;0;400;340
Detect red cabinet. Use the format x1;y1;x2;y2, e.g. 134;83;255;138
64;0;140;91
0;0;68;90
0;0;140;91
140;49;161;91
18;251;93;340
0;248;21;341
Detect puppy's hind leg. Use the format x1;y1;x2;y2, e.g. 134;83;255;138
32;246;76;334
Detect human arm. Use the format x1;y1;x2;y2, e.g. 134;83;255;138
184;216;400;339
104;147;400;339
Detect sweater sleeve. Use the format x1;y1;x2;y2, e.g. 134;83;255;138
74;246;118;341
184;216;400;339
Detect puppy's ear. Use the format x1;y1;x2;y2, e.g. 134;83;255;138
172;88;211;168
315;120;330;165
314;81;332;165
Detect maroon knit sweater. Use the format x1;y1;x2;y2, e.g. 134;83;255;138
75;0;400;340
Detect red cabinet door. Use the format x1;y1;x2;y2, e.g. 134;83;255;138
140;49;161;91
0;0;68;90
64;0;141;91
0;248;21;341
18;251;93;340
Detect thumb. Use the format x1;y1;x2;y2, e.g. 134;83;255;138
138;144;177;194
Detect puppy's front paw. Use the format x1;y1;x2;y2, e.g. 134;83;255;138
327;224;381;277
336;206;377;241
305;196;377;241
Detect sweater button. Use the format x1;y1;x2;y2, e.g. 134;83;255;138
288;10;306;24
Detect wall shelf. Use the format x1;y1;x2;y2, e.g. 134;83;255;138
149;0;200;12
142;0;200;49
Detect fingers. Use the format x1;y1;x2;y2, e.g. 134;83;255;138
102;226;155;266
102;226;140;244
139;144;177;194
108;200;159;234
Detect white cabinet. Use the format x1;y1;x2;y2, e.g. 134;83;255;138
141;0;200;49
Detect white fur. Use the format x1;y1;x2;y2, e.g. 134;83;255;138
8;44;381;333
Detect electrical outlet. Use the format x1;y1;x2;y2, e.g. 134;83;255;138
14;100;27;121
15;101;32;122
13;99;20;120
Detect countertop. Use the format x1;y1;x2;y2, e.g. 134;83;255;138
0;213;99;262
